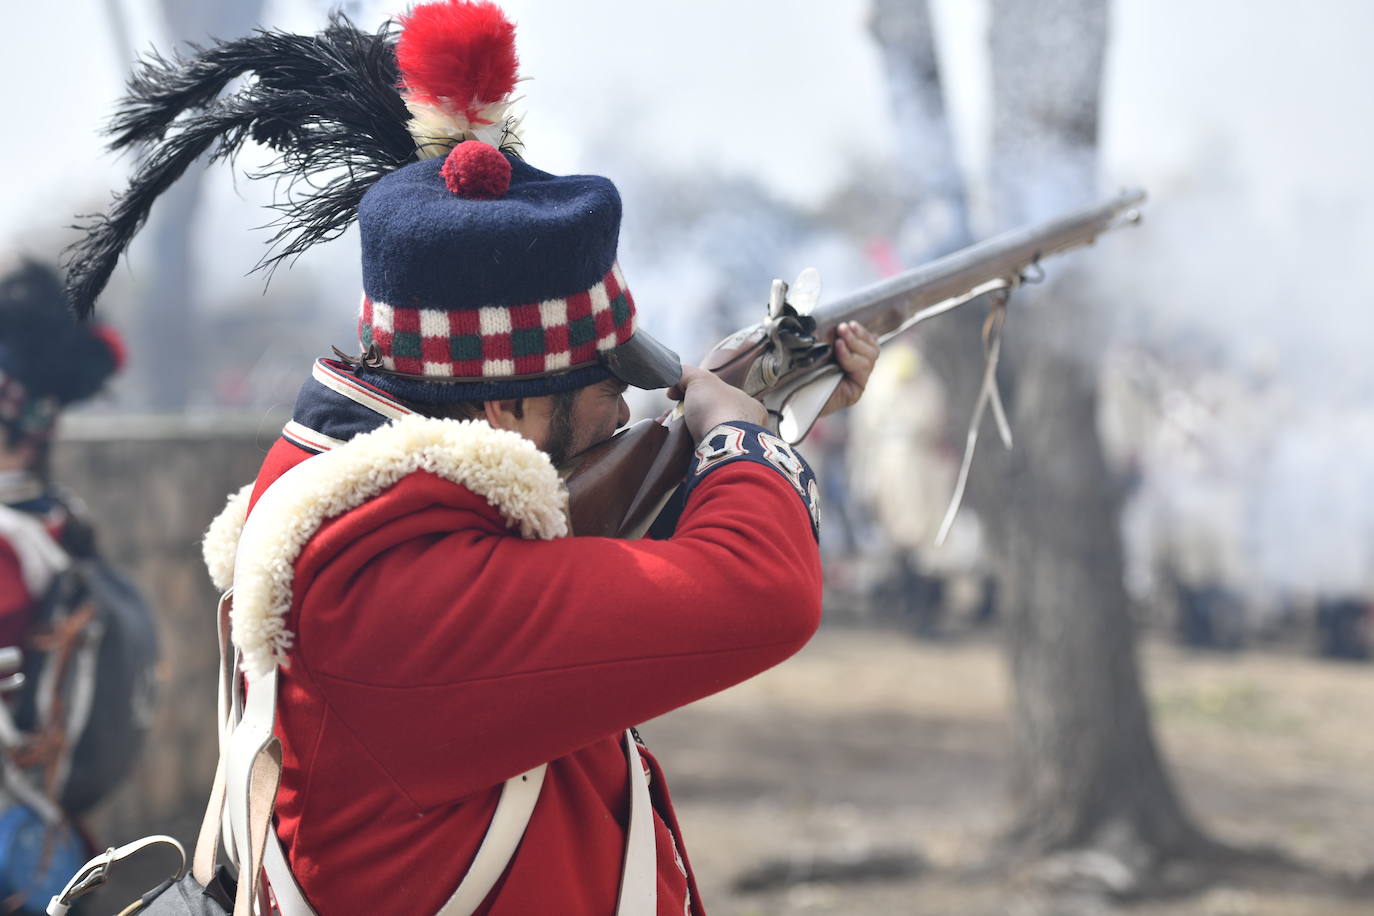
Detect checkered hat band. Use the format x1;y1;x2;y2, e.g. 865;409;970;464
358;263;637;378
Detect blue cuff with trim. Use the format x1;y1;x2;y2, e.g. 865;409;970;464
649;422;820;540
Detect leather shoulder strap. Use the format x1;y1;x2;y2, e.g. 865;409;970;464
617;730;657;915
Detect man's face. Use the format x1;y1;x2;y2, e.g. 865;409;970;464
499;378;630;467
555;378;631;464
0;439;37;472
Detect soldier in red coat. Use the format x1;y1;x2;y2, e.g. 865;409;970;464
70;2;878;912
0;262;123;648
0;260;126;910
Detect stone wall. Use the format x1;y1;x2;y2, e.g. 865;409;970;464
50;414;281;858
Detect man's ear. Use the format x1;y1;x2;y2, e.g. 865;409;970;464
482;399;524;431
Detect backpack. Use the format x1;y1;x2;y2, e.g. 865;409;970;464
16;556;161;815
1;514;160;818
0;502;157;912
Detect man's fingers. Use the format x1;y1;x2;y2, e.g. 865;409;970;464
838;321;879;358
667;364;704;400
816;322;880;418
835;322;878;383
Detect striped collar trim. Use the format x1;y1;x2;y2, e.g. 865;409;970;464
311;358;411;422
0;471;45;506
281;359;414;454
281;420;345;454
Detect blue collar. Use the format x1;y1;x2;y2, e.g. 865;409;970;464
281;359;415;454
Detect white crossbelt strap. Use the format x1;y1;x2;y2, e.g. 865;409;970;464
224;665;279;891
262;813;313;916
617;730;656;915
435;764;547;916
0;504;69;597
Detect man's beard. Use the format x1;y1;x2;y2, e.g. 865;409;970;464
542;389;579;467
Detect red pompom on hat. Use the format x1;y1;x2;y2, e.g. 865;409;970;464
440;141;511;199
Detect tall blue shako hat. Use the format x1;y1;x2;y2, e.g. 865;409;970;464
62;0;681;402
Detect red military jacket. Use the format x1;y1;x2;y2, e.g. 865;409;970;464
204;361;823;915
0;527;38;649
0;475;73;649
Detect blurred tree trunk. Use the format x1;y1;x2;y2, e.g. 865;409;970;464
866;0;971;259
986;0;1208;876
107;0;266;410
870;0;1211;884
865;0;999;522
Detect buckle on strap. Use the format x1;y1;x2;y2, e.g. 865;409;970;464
47;835;186;915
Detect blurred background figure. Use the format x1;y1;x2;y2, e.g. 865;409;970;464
846;341;991;637
0;260;158;914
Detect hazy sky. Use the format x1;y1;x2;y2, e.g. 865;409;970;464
7;1;1372;257
7;0;1372;590
4;0;1373;388
0;0;895;238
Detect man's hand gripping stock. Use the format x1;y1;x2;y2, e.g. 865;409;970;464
667;321;880;442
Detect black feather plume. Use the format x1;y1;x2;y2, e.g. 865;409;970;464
65;14;417;319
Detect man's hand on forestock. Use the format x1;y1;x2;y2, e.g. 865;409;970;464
667;365;769;442
821;321;880;416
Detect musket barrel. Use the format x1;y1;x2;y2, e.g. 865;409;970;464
566;188;1147;539
810;189;1147;337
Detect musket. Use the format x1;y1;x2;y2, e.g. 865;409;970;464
563;189;1148;539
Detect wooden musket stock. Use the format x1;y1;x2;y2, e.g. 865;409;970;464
562;190;1147;539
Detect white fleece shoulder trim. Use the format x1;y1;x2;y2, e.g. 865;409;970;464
203;483;254;593
230;415;568;677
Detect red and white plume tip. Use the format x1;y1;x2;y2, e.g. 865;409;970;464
397;0;522;159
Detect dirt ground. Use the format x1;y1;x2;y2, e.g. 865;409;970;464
643;627;1374;916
